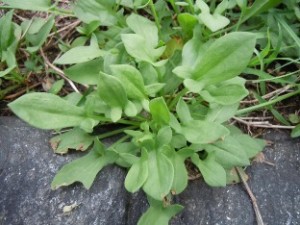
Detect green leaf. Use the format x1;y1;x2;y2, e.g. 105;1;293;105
112;142;139;167
119;0;149;8
205;136;250;169
176;98;193;124
191;153;226;187
183;26;207;65
175;32;256;92
121;14;166;66
139;62;159;85
291;124;300;138
76;21;101;36
125;149;149;193
98;72;127;108
169;113;182;133
274;14;300;56
181;120;229;144
149;97;170;126
156;126;172;147
182;79;204;93
162;55;182;92
200;84;248;105
1;0;51;11
178;13;198;39
54;35;103;64
0;10;14;51
26;16;55;53
173;26;206;75
8;93;88;130
0;65;15;78
196;0;230;32
289;114;300;124
143;151;174;200
50;128;94;154
145;83;166;97
124;100;139;117
205;103;239;124
51;148;117;189
138;199;183;225
48;79;64;95
74;0;118;25
239;0;282;24
192;32;256;84
169;149;191;194
121;34;166;66
110;64;147;100
64;59;103;85
79;118;99;133
233;134;266;158
109;106;123;122
171;134;186;149
126;14;158;48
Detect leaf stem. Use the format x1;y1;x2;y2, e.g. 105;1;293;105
236;89;300;115
149;0;161;29
168;88;188;110
109;135;131;148
185;0;194;14
168;0;180;14
98;126;137;140
90;115;141;126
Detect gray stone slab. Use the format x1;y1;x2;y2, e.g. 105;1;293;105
0;117;299;225
246;131;300;225
0;117;128;225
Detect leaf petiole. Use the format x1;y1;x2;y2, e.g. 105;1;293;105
98;126;137;140
149;0;160;29
89;115;141;126
168;88;188;110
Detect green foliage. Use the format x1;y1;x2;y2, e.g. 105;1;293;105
5;0;299;224
1;0;52;11
24;16;55;53
50;128;94;154
291;124;300;138
8;93;98;132
51;140;118;189
54;34;103;64
0;10;21;77
196;0;230;32
137;197;183;225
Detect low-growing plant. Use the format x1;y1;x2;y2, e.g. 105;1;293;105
3;0;299;224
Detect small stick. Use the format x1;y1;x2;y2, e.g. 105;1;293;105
40;49;80;93
4;82;42;100
235;167;265;225
49;20;80;37
237;116;274;120
241;85;293;104
233;117;295;129
188;174;201;181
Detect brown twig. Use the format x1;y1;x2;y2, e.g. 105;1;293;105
188;174;201;181
4;82;42;100
49;20;81;37
235;167;265;225
237;116;274;120
233;116;295;129
40;48;80;93
241;85;293;104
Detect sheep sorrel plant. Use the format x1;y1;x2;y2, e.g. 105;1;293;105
5;0;269;224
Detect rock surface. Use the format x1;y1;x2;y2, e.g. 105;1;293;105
0;117;299;225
